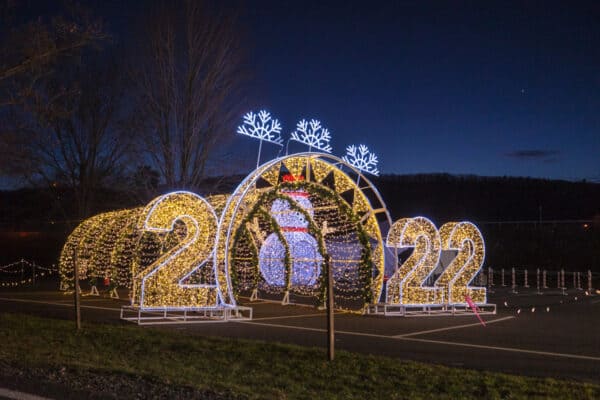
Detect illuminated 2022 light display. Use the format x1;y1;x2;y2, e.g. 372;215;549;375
59;109;491;321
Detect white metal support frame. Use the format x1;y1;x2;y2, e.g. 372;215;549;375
365;302;497;317
120;305;253;325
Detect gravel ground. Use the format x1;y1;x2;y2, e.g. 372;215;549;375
0;361;247;400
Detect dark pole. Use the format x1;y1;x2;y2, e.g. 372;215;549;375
73;251;81;330
326;255;334;361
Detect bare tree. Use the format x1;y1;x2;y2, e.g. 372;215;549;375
129;0;246;190
0;1;106;106
0;2;133;219
2;54;133;219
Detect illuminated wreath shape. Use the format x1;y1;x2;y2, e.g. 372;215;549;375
214;153;392;310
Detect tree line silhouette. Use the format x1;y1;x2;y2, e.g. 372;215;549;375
1;173;598;270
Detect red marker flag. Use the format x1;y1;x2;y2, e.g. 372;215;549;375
465;295;486;326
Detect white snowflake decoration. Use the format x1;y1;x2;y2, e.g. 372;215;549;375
342;144;379;176
237;110;283;145
290;119;332;153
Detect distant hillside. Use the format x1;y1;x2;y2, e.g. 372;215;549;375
367;174;599;270
371;174;600;222
2;174;599;229
1;174;598;269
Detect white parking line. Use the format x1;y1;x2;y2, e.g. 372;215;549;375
236;321;329;334
3;296;599;362
0;297;121;312
0;387;52;400
0;296;343;326
238;297;316;308
394;316;515;338
401;337;600;362
236;319;600;362
252;312;347;321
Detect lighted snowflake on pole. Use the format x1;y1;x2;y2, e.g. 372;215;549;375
290;119;332;153
237;110;283;168
237;110;283;145
342;144;379;176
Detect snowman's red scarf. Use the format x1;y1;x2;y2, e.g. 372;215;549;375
281;227;309;232
283;191;309;198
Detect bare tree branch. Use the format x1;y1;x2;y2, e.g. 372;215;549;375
128;0;247;191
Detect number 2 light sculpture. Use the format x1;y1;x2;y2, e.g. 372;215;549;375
434;221;487;304
386;217;444;305
131;191;219;310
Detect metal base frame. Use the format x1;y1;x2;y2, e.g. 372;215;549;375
120;305;253;325
366;303;497;317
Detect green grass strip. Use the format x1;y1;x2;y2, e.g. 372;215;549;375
0;312;598;399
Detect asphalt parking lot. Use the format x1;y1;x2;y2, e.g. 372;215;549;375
1;286;598;383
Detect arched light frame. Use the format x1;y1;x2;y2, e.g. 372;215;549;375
59;207;145;291
213;152;395;306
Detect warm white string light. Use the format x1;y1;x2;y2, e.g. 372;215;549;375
0;259;57;288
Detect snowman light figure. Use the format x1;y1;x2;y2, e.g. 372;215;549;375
258;175;323;288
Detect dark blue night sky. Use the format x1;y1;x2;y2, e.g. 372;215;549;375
9;0;599;184
235;1;599;181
